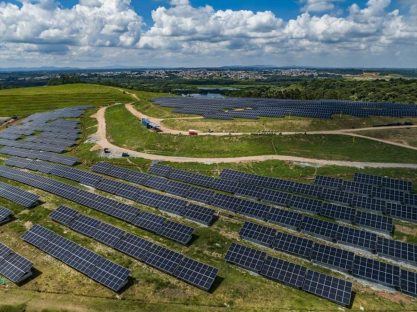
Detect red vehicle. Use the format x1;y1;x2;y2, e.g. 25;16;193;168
188;129;198;136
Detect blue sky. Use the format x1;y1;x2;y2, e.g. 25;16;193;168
0;0;416;68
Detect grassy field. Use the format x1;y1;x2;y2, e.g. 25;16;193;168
2;162;417;312
106;104;417;162
360;128;417;148
2;83;417;311
162;115;417;133
0;84;132;116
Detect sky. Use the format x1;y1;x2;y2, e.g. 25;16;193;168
0;0;416;68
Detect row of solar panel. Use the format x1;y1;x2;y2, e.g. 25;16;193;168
0;181;40;208
220;169;417;211
0;242;33;284
0;138;66;153
93;163;411;265
314;176;411;197
22;225;130;292
241;221;417;277
94;162;395;234
5;157;215;226
225;243;353;307
51;206;219;291
93;162;394;232
0;146;79;166
0;166;194;245
153;97;417;120
354;173;414;192
0;207;13;224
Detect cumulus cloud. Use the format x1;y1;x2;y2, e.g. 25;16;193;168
0;0;142;51
301;0;340;13
0;0;416;67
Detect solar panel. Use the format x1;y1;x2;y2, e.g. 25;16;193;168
353;173;413;192
158;220;194;245
21;225;130;292
260;256;306;288
174;257;219;291
272;231;313;259
49;205;79;226
239;222;276;247
302;270;353;307
0;166;193;245
299;217;341;242
0;207;13;224
353;211;394;234
0;181;39;208
310;244;354;272
351;256;400;288
339;227;378;252
376;237;417;265
400;270;417;297
0;242;33;283
50;207;218;291
224;243;266;273
266;209;303;229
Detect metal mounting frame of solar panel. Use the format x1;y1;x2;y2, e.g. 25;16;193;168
21;225;130;292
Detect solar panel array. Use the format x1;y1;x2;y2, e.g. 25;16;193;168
0;242;33;283
0;181;40;208
0;166;193;245
225;243;353;307
148;165;395;233
153;97;417;120
240;221;417;295
220;168;416;224
0;207;13;224
0;106;89;164
0;146;79;166
50;206;219;291
21;225;130;292
5;157;215;226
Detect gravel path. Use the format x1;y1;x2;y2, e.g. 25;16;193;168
91;105;417;168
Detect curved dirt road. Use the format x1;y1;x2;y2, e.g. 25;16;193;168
125;103;417;152
91;105;417;168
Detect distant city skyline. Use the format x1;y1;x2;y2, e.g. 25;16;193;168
0;0;416;68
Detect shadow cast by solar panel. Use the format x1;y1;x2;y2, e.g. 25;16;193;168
116;276;136;294
186;234;200;246
208;275;224;294
347;291;356;309
16;267;42;286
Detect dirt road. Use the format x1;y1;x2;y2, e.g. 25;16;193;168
125;103;417;151
91;105;417;168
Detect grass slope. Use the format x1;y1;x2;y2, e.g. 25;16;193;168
0;84;132;116
163;115;417;133
106;104;417;163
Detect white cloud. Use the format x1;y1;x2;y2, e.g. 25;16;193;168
0;0;416;67
0;0;142;49
301;0;339;13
